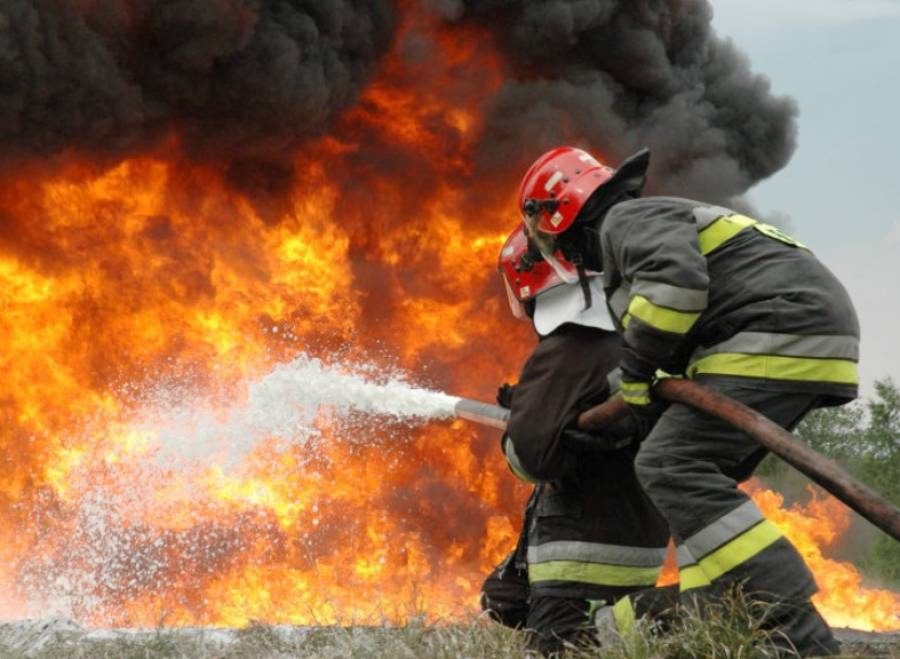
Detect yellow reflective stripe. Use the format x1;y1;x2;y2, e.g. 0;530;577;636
529;561;662;587
628;295;701;335
697;214;756;255
612;596;637;634
621;381;651;406
679;521;783;593
687;353;858;385
622;393;652;406
679;565;713;591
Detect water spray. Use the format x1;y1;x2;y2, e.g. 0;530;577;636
135;356;898;542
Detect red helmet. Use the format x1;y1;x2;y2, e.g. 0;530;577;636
498;224;566;320
518;146;615;236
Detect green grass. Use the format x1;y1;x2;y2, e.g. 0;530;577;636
1;602;896;659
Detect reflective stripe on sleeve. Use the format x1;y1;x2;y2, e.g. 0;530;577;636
679;520;783;592
527;541;668;568
697;214;756;255
687;353;858;385
626;295;701;335
528;561;662;587
630;279;708;313
620;380;651;406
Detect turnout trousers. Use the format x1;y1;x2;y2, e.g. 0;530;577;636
633;377;839;657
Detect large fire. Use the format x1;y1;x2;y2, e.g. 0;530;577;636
0;3;895;634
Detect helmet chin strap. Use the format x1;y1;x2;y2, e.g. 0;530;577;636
569;251;592;311
577;263;592;310
558;235;594;311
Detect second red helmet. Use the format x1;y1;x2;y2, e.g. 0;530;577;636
498;224;564;320
518;146;615;236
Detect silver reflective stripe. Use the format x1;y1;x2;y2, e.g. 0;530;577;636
692;205;735;230
528;540;668;567
503;436;539;484
676;544;696;568
608;284;631;320
692;332;859;362
631;278;708;312
683;500;764;560
607;368;622;394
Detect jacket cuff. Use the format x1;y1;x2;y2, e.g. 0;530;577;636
620;347;655;406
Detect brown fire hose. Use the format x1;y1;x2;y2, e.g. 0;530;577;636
453;379;900;542
577;378;900;543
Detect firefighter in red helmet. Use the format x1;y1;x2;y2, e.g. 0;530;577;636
481;224;673;656
514;145;858;656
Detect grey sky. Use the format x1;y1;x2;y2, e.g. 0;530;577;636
711;0;900;395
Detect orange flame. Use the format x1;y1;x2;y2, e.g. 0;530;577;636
0;3;895;634
746;482;899;632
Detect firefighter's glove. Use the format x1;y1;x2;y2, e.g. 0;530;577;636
496;382;517;409
619;347;665;440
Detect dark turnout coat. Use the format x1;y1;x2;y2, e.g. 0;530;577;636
502;324;669;600
600;197;859;402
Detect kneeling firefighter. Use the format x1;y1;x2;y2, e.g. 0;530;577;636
480;225;672;656
514;146;858;656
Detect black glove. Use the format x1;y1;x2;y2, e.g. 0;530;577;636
561;425;634;452
626;403;666;443
496;382;517;409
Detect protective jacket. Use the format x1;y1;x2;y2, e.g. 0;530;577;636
599;197;859;402
596;196;850;655
502;324;669;600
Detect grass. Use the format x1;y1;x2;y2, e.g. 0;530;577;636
1;593;897;659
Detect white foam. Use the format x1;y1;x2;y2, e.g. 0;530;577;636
6;353;464;622
135;353;461;464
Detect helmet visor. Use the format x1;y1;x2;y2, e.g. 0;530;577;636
502;274;528;320
542;250;580;285
522;213;579;285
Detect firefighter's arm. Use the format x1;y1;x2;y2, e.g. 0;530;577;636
504;330;616;481
602;200;709;406
494;383;541;483
501;433;541;484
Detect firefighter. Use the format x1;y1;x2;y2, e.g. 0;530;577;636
481;225;671;656
514;146;858;656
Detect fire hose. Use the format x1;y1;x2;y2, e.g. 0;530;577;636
453;378;900;543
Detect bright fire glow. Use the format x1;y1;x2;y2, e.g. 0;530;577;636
0;3;895;634
747;482;899;632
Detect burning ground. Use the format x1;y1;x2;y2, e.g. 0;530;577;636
0;0;897;633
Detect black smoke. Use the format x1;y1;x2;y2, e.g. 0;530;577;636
448;0;798;202
0;0;397;165
1;0;797;202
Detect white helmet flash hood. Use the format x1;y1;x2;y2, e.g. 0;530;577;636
533;277;615;337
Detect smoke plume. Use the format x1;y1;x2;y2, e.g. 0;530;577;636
0;0;397;165
452;0;798;201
